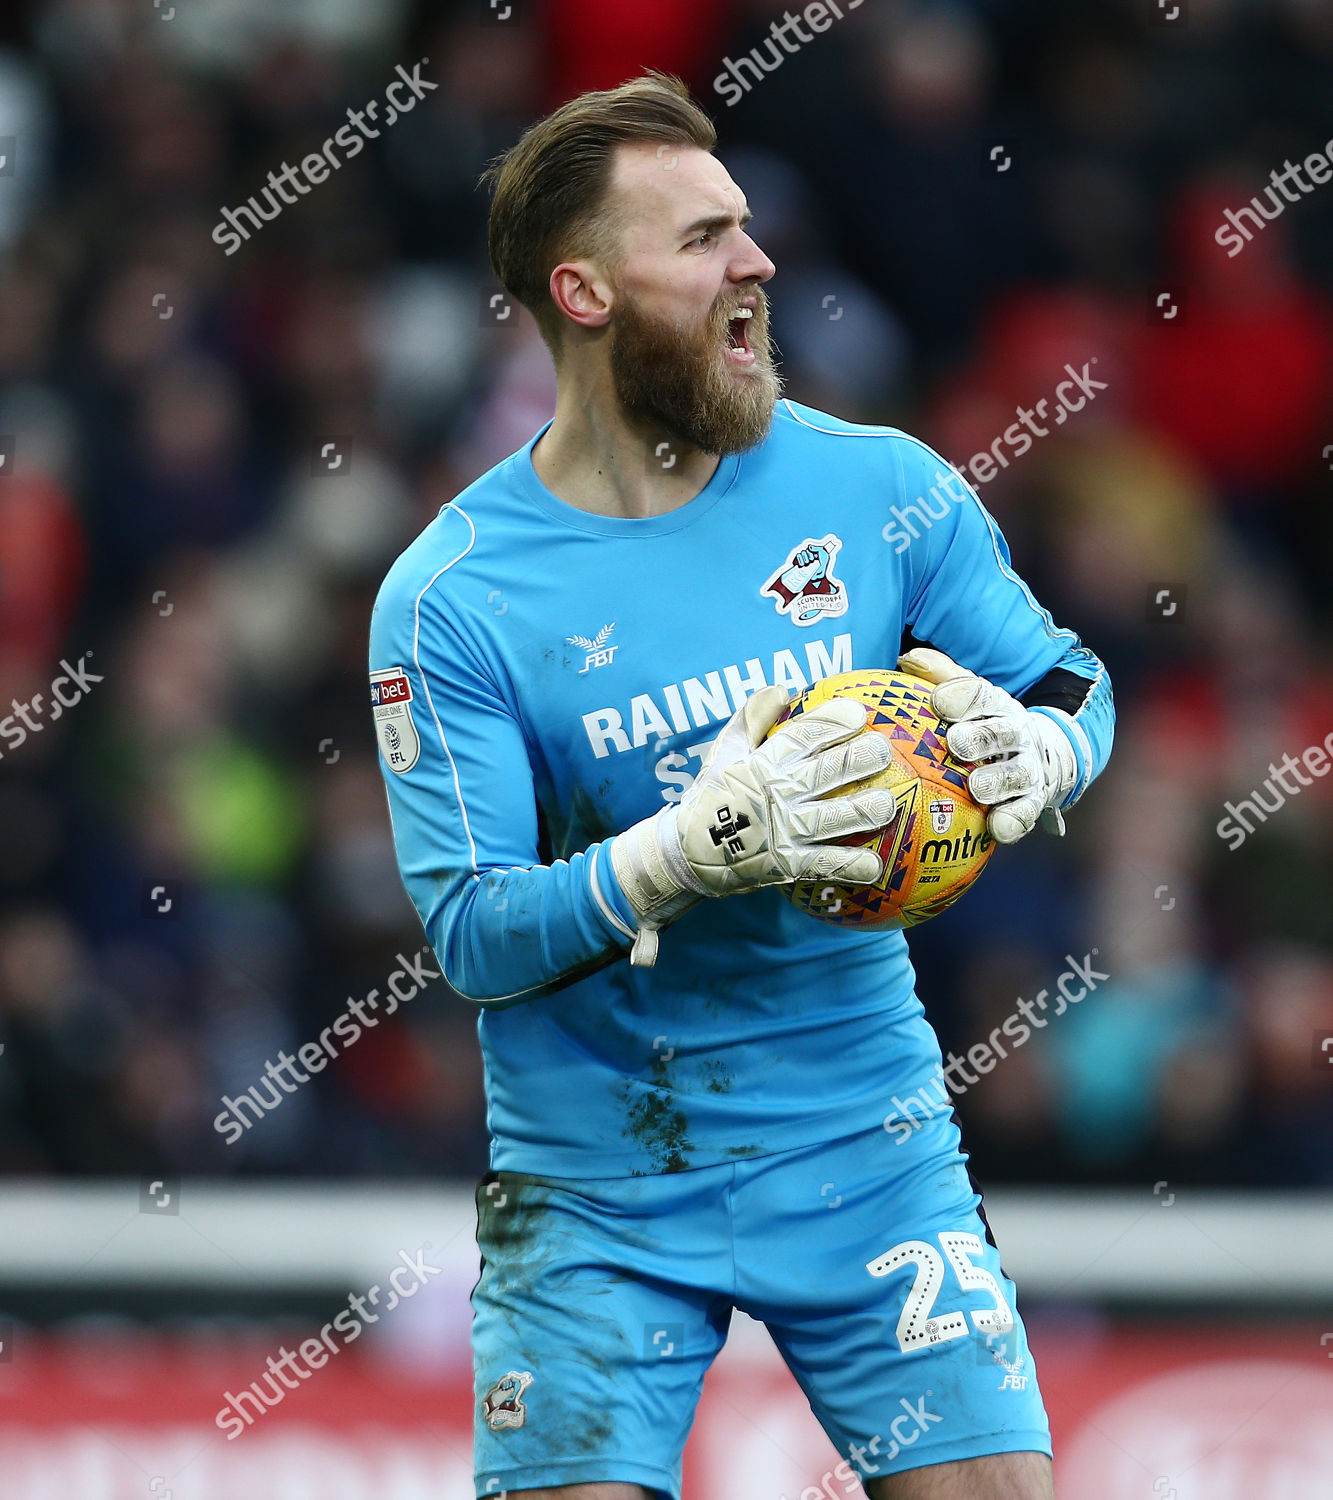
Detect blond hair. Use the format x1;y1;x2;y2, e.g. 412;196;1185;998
480;71;717;354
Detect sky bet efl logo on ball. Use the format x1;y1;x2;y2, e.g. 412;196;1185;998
370;667;420;773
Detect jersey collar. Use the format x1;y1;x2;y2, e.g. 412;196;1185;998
513;419;743;537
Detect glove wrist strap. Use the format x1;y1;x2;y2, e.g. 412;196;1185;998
1028;707;1080;811
610;806;706;968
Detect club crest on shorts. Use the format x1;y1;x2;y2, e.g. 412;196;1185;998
483;1369;534;1430
761;533;848;626
370;666;420;774
929;798;955;835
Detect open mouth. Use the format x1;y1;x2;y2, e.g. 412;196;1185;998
725;305;755;364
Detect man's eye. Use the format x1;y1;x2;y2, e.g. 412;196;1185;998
689;230;715;248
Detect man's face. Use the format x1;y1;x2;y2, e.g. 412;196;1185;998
599;144;780;457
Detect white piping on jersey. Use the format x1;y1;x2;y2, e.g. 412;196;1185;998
411;505;634;1006
784;404;1086;655
954;476;1103;804
779;400;895;437
969;495;1082;651
412;504;481;878
410;505;543;1006
784;403;1105;802
589;842;637;940
892;433;1083;653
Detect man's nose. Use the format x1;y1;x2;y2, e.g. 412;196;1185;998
732;233;775;284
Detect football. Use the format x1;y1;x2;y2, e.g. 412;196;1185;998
769;668;996;929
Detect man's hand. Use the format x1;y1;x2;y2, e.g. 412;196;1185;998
775;542;830;596
899;647;1078;845
611;685;897;966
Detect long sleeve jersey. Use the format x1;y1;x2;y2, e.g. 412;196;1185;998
369;398;1114;1177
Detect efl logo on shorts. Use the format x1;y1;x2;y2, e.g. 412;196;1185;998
370;666;420;774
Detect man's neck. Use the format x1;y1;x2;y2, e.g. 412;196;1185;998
531;380;721;521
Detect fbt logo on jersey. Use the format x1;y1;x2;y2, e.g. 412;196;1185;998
370;667;420;774
566;622;617;673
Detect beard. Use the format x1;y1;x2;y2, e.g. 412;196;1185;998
608;282;783;457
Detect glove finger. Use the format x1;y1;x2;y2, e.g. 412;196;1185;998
968;752;1041;805
770;697;868;756
988;793;1042;844
739;684;797;751
793;844;884;885
793;787;897;842
931;675;1021;725
945;716;1025;763
696;697;766;779
897;646;967;686
803;729;893;793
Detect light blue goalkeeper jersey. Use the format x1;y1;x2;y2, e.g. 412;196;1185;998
369;399;1114;1177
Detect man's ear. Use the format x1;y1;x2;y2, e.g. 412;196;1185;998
550;261;612;331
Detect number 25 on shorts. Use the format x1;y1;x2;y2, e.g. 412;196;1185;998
867;1231;1014;1354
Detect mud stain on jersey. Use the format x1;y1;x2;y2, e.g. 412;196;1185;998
619;1044;692;1174
703;1060;733;1094
549;782;617;857
622;1083;691;1173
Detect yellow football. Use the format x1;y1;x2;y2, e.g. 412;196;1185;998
768;668;995;928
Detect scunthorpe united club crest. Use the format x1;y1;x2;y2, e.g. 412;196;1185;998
483;1369;534;1431
567;621;618;673
370;666;420;774
761;534;849;626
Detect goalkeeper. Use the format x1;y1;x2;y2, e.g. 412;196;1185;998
371;71;1111;1500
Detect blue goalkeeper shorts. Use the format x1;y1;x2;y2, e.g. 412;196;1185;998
471;1105;1050;1498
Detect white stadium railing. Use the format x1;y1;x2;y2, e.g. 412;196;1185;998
0;1183;1327;1300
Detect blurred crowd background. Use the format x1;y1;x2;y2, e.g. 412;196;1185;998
0;0;1330;1188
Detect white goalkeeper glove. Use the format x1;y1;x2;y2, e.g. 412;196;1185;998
899;647;1079;845
610;684;897;966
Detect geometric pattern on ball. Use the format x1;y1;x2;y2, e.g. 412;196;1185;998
768;669;995;930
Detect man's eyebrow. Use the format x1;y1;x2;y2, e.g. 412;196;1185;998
680;204;754;238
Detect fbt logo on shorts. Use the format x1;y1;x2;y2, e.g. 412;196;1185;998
371;666;421;773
